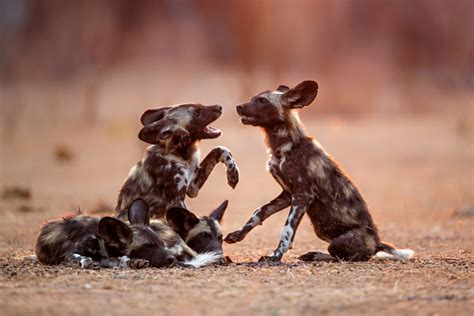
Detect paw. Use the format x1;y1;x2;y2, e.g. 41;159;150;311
226;166;239;189
258;255;281;263
224;230;245;244
128;258;150;269
80;257;99;269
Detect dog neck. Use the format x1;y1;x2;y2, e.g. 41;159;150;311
149;141;199;162
263;111;307;154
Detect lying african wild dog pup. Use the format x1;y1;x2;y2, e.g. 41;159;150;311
35;199;174;269
35;199;223;269
163;200;228;257
132;198;227;267
225;80;414;262
116;103;239;220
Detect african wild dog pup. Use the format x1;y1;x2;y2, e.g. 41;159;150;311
131;199;227;267
164;200;228;257
116;103;239;220
35;199;175;269
225;80;414;262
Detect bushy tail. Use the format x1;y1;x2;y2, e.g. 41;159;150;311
376;242;414;261
181;252;224;268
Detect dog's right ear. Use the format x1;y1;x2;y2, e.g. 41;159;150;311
138;121;171;144
141;107;171;126
128;198;150;226
98;217;133;250
166;207;200;235
282;81;318;109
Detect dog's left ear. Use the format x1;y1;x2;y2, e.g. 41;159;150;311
282;80;318;108
209;200;228;223
98;217;133;250
276;85;290;93
166;207;200;235
138;121;167;144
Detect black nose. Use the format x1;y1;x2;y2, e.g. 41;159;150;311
166;256;175;265
215;105;222;111
236;105;243;111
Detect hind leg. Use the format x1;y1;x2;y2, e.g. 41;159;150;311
298;251;338;262
327;229;378;262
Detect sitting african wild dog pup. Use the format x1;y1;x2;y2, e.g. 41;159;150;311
36;199;224;269
225;80;414;262
116;103;239;220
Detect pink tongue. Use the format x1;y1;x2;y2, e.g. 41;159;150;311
204;126;221;138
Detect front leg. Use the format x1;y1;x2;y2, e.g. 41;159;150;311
258;197;308;262
99;256;150;269
63;253;99;269
187;146;239;198
224;191;291;243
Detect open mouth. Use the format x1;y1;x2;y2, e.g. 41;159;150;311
239;115;256;125
201;126;221;139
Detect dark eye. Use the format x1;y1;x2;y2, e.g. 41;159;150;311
258;97;268;104
160;131;171;140
200;232;211;239
193;110;200;117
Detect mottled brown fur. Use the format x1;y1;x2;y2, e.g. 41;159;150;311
225;81;412;262
116;103;239;219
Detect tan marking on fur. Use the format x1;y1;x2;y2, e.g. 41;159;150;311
127;164;153;187
168;108;192;127
40;222;64;245
308;156;326;178
185;220;211;242
342;185;354;198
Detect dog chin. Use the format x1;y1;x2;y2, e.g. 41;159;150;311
240;116;258;125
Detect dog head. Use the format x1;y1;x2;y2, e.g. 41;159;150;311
236;80;318;127
166;200;228;255
138;103;223;145
98;199;175;267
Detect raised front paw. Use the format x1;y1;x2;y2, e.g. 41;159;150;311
226;165;239;189
258;255;281;263
224;230;245;244
128;258;150;269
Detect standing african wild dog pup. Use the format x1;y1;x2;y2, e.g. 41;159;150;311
225;81;414;262
116;103;239;219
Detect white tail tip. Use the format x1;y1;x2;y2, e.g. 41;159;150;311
376;249;414;261
181;252;224;268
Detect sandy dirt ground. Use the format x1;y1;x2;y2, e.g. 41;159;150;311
0;109;473;315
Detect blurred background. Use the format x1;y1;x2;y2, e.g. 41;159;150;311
0;0;472;251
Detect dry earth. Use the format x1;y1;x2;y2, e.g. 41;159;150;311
0;110;473;315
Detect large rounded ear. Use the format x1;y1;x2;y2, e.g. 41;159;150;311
282;80;318;108
138;121;170;144
209;200;228;223
98;217;133;249
170;127;191;146
128;198;150;225
166;207;200;235
141;107;171;125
